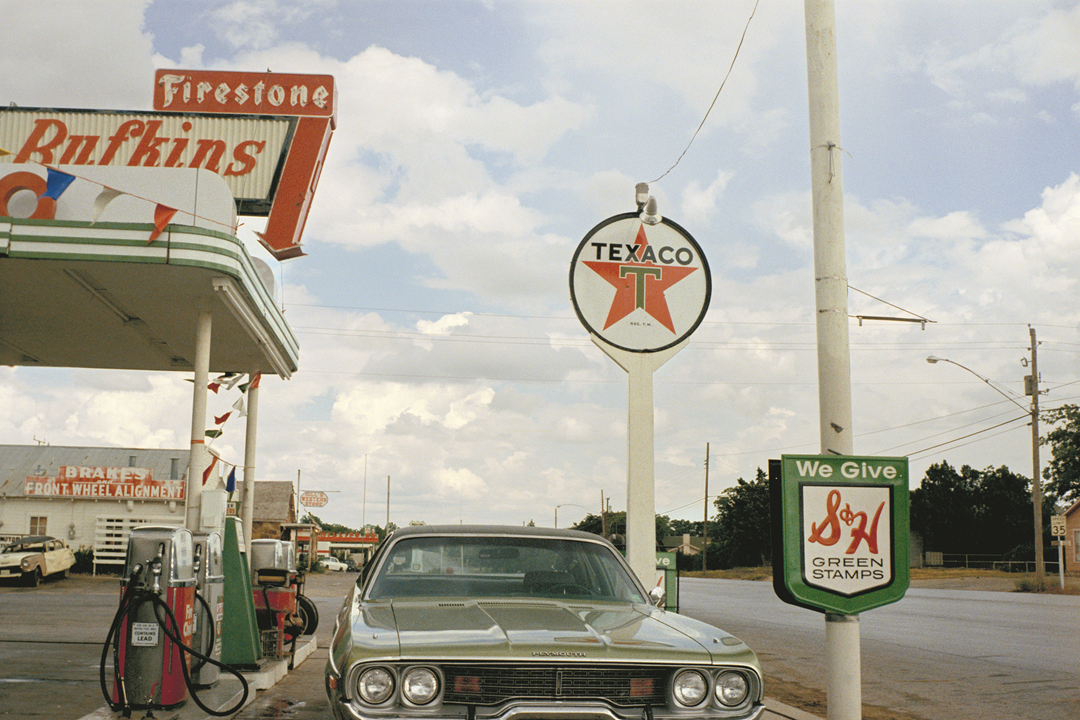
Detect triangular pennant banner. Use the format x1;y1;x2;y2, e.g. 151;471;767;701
91;187;124;224
226;466;237;493
205;429;223;439
202;455;220;485
214;411;232;425
232;396;247;418
207;382;221;394
240;371;263;393
41;168;76;200
149;204;178;243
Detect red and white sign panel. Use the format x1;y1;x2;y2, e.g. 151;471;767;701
154;70;335;119
0;108;290;216
802;484;892;596
300;491;329;507
23;465;185;500
0;69;335;260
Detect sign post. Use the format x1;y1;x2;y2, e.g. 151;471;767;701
1051;514;1067;589
570;206;710;585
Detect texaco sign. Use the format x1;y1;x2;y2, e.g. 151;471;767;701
772;455;910;615
570;213;710;353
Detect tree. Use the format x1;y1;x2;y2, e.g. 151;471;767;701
571;512;672;546
708;468;771;568
1042;404;1080;504
910;462;1037;557
670;519;703;536
910;462;976;553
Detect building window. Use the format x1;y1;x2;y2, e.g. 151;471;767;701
29;517;47;535
1075;530;1080;563
129;455;137;467
170;458;179;480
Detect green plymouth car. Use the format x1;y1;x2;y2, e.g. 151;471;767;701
325;525;764;720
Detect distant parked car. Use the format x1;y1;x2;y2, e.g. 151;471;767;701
325;525;764;720
319;556;348;572
0;536;76;586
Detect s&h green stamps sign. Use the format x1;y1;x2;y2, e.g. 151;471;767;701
770;455;910;615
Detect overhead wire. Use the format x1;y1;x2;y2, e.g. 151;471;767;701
648;0;762;184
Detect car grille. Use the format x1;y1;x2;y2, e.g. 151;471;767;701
441;664;669;707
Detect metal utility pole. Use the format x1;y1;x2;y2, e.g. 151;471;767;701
805;2;858;719
703;443;710;572
1028;326;1045;585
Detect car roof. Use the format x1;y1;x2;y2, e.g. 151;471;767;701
6;535;55;545
387;524;605;543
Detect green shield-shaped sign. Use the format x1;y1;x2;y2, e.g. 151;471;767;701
771;455;910;615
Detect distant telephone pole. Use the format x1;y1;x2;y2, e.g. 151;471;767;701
1028;326;1044;585
703;443;710;572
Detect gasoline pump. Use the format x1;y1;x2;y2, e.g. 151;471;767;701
191;531;224;688
100;525;247;717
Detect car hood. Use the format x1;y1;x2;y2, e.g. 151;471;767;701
347;599;757;667
0;553;31;567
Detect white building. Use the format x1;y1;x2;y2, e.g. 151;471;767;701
0;444;217;570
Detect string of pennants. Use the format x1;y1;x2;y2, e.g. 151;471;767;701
0;147;239;242
200;371;261;491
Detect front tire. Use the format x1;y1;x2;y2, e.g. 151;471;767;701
24;568;42;587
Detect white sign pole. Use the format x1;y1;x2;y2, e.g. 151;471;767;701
593;336;689;585
805;1;859;719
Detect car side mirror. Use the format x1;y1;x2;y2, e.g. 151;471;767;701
648;585;666;608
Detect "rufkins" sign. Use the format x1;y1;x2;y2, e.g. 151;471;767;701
1;108;291;214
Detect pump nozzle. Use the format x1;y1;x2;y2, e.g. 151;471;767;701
150;557;163;595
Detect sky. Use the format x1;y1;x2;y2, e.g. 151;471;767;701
2;0;1080;531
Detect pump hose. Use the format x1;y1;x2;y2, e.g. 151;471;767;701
148;593;250;716
98;565;145;716
98;577;249;717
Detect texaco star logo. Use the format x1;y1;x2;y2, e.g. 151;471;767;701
570;213;710;353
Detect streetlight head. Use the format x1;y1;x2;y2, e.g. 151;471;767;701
640;196;662;225
926;356;943;364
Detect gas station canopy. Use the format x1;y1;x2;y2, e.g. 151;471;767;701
0;166;297;377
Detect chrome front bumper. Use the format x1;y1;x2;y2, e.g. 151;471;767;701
329;697;766;720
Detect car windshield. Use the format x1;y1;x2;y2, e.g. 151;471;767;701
3;542;41;553
366;535;645;603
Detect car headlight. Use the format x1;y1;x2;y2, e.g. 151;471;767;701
357;667;395;705
714;671;749;707
402;666;440;705
672;669;708;707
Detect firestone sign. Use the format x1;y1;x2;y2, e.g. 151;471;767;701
771;455;909;615
569;213;710;353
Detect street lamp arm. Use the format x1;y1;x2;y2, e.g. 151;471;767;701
554;503;593;528
926;356;1029;413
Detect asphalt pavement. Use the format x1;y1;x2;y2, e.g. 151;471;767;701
0;571;824;720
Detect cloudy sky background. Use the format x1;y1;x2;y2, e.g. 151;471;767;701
3;0;1080;530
